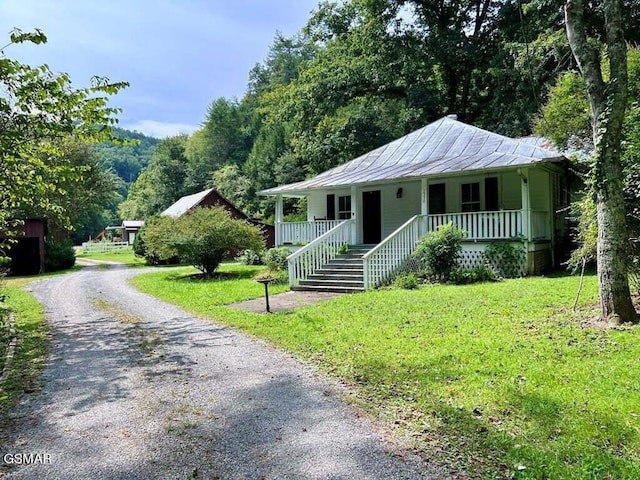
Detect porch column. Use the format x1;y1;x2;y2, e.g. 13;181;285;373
350;185;358;245
421;178;429;236
520;168;532;241
275;194;283;246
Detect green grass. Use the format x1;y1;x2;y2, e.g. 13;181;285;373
0;277;48;413
133;270;640;479
76;247;146;267
130;263;290;309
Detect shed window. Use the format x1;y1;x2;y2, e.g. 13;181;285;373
338;195;352;219
461;183;480;212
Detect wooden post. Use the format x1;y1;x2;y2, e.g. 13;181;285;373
421;178;429;236
275;194;283;246
350;185;358;245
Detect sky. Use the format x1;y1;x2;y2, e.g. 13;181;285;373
0;0;320;138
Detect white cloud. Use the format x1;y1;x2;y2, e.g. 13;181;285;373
121;120;199;138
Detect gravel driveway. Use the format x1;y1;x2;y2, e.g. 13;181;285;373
0;265;448;479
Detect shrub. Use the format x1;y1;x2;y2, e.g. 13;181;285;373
236;249;264;266
168;207;265;278
392;273;419;289
413;223;465;282
482;240;527;278
136;216;180;265
44;237;75;272
263;247;290;272
449;264;498;285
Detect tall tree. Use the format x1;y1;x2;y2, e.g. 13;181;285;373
118;135;188;220
0;29;127;238
564;0;637;324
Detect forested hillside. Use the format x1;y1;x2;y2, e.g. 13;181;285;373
119;0;640;222
95;127;160;185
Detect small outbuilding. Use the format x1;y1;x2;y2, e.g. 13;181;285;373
162;188;275;248
0;219;47;275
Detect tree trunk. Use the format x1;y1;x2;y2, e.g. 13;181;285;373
565;0;637;324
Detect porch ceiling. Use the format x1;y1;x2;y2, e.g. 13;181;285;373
260;116;565;196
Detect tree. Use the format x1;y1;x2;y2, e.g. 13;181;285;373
564;0;637;324
142;208;264;278
118;135;188;220
0;29;128;238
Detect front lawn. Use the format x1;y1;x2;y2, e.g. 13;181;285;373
130;263;289;309
132;270;640;479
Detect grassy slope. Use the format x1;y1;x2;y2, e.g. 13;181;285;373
0;277;48;412
133;268;640;479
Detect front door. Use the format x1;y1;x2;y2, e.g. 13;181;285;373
362;190;382;244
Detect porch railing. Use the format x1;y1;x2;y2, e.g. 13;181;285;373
277;220;343;245
363;215;424;289
287;219;354;287
427;210;523;240
531;210;550;240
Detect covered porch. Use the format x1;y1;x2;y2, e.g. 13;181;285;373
267;165;566;290
273;166;558;247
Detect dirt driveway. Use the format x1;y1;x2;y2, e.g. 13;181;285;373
0;265;447;479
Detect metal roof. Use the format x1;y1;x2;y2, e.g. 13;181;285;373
122;220;144;228
161;188;215;218
260;117;565;195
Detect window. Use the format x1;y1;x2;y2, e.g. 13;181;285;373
461;182;480;212
338;195;351;219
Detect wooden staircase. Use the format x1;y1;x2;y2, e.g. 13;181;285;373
291;245;374;293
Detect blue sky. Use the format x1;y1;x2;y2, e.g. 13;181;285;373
0;0;320;137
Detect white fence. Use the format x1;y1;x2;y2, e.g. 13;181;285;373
81;241;130;253
363;215;423;289
287;220;354;287
277;220;343;245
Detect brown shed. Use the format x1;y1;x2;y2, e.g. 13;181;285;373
0;219;47;275
161;189;275;248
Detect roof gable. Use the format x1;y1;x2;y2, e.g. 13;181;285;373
161;188;215;218
261;117;565;195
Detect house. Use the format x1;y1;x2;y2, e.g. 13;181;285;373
259;115;572;292
104;220;145;245
0;219;47;275
162;188;275;247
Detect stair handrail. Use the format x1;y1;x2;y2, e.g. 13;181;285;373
287;219;354;287
362;215;424;289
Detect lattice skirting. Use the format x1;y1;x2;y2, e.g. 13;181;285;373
387;242;544;284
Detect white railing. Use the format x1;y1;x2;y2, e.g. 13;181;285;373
531;210;550;240
277;220;344;245
427;210;523;240
81;241;130;253
362;215;423;289
287;220;354;287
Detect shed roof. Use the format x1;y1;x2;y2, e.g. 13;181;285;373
123;220;144;228
260;116;565;195
161;188;215;218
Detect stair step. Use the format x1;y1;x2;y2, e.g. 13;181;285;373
326;259;364;266
307;273;364;281
292;285;364;294
299;278;364;288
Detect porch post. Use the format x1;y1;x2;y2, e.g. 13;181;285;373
275;194;283;246
520;170;531;241
421;178;429;236
350;185;358;245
